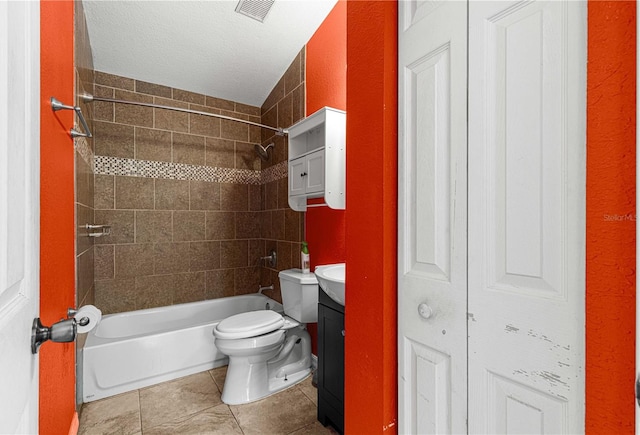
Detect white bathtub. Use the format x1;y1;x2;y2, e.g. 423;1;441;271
81;294;283;402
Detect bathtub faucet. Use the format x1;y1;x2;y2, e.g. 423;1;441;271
258;284;274;294
260;250;277;268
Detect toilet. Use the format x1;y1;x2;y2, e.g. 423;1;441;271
213;269;318;405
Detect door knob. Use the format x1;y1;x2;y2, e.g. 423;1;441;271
418;303;433;319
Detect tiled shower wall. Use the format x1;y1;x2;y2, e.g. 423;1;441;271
92;49;306;314
75;0;96;411
75;0;95;313
259;49;306;302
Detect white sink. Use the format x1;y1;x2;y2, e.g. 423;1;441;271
314;263;345;306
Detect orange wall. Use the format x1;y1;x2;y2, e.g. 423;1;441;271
345;2;398;433
40;1;76;433
305;0;347;271
586;2;636;432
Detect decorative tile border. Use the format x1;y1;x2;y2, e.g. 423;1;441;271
261;161;288;185
94;155;273;185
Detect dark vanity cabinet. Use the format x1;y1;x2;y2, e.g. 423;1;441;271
317;288;344;434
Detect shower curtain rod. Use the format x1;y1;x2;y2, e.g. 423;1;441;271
81;94;288;136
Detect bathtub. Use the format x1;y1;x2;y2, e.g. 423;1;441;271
81;294;282;403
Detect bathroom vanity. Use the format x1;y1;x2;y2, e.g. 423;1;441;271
317;288;344;434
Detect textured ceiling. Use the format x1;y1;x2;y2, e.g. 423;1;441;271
82;0;338;107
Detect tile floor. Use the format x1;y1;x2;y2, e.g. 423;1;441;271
78;366;338;435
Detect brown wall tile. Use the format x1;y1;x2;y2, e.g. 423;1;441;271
236;212;261;239
220;240;248;268
116;176;155;210
190;111;221;138
95;279;136;315
135;127;172;162
154;243;191;274
205;211;235;240
190;241;221;271
264;180;278;211
205;96;235;111
95;71;135;91
220;183;248;211
94;245;115;280
234;267;260;295
114;90;154;127
155;179;189;210
94;85;114;122
235;142;260;170
76;204;94;256
190;181;220;211
94;121;135;158
284;52;302;95
174;272;206;304
155;107;189;132
277;92;293;130
94;175;115;210
272;209;285;240
285;209;302;242
135;210;173;243
173;89;205;105
77;248;94;305
249;184;262;212
94;210;135;245
205;269;235;299
173;133;205;165
174;211;205;241
220;119;249;141
135;275;174;309
135;80;172;98
76;151;94;207
115;244;154;278
235;103;260;117
205;138;235;168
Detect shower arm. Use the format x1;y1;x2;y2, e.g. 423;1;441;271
81;94;287;136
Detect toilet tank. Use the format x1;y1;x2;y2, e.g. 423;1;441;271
278;269;318;323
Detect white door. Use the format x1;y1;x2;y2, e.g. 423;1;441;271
398;0;586;433
0;1;41;433
468;1;586;432
398;1;468;433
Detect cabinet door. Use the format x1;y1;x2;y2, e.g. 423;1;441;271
305;150;325;194
288;157;306;197
318;303;345;410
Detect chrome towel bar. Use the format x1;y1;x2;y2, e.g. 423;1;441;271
50;97;93;138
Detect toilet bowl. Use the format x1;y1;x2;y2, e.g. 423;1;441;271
213;269;318;405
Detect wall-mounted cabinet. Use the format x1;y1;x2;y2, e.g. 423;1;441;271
287;107;346;212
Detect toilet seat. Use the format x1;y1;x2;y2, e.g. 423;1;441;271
214;310;284;340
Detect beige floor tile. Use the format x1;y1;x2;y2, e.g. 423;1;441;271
230;387;317;435
209;365;227;394
139;371;222;430
287;421;339;435
297;375;318;405
143;403;242;435
78;391;141;435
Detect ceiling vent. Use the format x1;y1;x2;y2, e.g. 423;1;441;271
235;0;275;23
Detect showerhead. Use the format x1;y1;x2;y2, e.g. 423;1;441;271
255;143;274;161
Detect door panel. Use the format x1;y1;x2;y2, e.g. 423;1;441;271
468;1;586;433
398;1;468;433
0;0;40;432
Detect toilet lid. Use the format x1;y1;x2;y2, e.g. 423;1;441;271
214;310;284;339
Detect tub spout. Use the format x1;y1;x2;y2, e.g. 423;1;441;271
258;284;273;294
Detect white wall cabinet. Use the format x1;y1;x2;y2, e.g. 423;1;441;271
287;107;346;212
